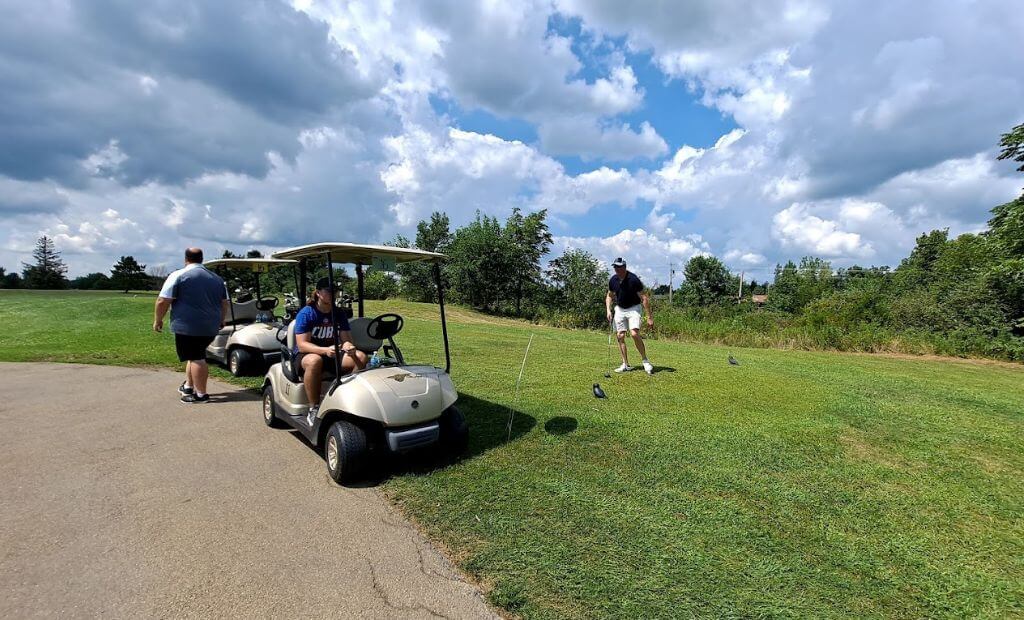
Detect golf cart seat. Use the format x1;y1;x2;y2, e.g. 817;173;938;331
347;317;383;353
280;320;339;384
230;299;258;324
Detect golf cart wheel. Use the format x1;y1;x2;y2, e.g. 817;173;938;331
228;347;257;377
262;385;286;428
439;406;469;456
325;421;368;484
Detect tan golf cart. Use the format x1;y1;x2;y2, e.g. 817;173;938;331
203;258;296;376
260;242;467;483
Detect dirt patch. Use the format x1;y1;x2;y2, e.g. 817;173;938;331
839;428;911;470
839;350;1024;370
969;453;1017;476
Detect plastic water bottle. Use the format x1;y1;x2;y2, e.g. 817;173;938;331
369;351;380;369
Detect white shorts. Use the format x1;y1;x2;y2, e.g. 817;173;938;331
614;304;643;332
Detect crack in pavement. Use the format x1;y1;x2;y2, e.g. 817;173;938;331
366;558;452;620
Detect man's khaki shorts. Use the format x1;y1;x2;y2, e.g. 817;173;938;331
614;304;643;332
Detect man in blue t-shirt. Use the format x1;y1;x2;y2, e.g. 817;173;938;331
605;257;655;374
153;247;229;404
293;277;368;421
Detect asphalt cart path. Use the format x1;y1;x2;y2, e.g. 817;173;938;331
0;363;495;619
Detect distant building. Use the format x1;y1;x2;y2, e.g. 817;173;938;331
751;294;768;306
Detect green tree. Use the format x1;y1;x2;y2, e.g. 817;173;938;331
110;255;148;292
986;124;1024;327
445;212;512;311
503;207;552;314
71;272;112;289
363;270;399;300
678;255;733;307
768;261;800;312
546;248;608;318
2;269;23;288
795;256;835;305
22;236;68;289
394;212;452;302
997;122;1024;172
894;229;949;292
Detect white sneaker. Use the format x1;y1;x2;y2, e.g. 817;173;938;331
614;363;633;373
307;405;319;426
642;359;654;375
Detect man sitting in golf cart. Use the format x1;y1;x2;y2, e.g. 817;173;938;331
293;277;369;422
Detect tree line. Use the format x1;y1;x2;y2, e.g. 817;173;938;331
0;237;159;292
4;125;1020;359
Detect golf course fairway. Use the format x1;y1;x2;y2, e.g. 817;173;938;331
2;290;1021;618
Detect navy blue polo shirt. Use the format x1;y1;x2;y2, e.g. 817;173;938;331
609;272;645;308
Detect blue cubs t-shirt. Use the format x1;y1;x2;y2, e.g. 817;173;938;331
293;304;351;353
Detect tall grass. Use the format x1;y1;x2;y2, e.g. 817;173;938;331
539;302;1024;361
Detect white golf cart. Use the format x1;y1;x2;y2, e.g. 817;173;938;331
260;243;467;483
204;258;297;376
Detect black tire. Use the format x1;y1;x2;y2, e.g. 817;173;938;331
439;406;469;456
325;420;368;484
228;347;258;377
262;384;286;428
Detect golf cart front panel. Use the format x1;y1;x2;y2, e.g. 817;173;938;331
325;365;457;427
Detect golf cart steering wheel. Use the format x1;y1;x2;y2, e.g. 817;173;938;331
366;313;404;340
255;296;279;311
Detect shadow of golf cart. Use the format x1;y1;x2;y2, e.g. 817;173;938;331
260;242;468;484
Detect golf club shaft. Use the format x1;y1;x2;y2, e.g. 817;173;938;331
606;319;610;368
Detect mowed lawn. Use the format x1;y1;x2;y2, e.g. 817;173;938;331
2;290;1022;618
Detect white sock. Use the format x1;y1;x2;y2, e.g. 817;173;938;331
196;392;207;397
183;382;193;389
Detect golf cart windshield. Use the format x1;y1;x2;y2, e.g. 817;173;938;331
271;242;450;376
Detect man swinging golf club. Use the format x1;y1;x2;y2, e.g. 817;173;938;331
606;257;654;374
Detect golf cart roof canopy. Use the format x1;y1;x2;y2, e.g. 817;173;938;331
272;242;445;265
203;258;297;269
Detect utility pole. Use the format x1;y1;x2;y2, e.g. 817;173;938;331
738;270;744;300
668;262;674;304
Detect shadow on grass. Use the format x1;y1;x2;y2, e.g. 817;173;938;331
544;416;577;435
460;392;536;459
652;366;676;374
379;393;536;484
286;392;536;488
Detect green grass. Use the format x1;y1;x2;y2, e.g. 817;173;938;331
2;289;1022;618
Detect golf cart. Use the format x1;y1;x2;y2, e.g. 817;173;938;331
261;242;467;484
203;258;297;376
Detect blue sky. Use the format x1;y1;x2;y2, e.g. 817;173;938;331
0;0;1021;284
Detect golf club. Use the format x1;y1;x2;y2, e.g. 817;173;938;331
507;333;534;441
604;318;613;378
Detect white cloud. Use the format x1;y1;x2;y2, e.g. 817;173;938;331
553;227;711;286
539;119;667;161
772;203;870;258
3;0;1023;282
82;140;128;178
724;249;767;267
